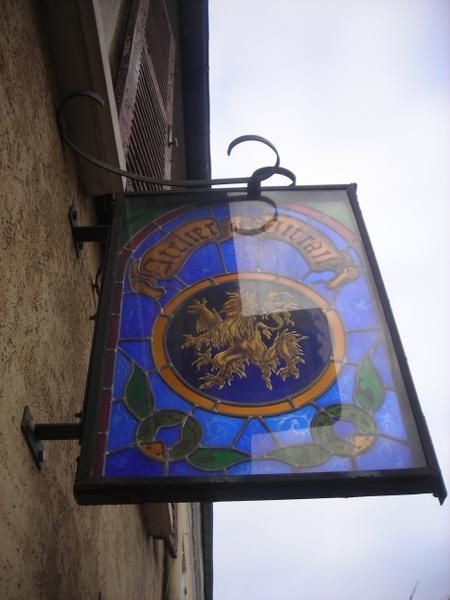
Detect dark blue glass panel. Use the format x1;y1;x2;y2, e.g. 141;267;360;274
193;409;244;446
265;404;316;445
259;239;310;280
158;286;182;306
168;277;333;406
372;341;395;388
178;242;224;283
315;379;344;408
105;447;164;476
375;391;408;440
120;294;159;339
113;351;132;399
156;278;184;291
161;207;211;231
133;229;167;258
107;402;138;451
118;340;154;371
346;331;379;363
122;272;132;292
156;424;182;446
227;460;293;475
235;419;278;455
356;437;414;470
335;277;378;329
148;372;194;413
170;460;223;476
297;455;352;473
212;205;231;221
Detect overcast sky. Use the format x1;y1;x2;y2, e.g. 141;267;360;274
209;1;449;599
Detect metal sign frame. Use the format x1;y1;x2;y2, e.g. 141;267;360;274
74;185;446;505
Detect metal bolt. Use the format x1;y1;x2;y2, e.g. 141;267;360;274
37;448;45;465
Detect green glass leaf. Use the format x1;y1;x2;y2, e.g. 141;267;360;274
312;404;377;456
137;417;156;443
355;356;384;412
154;410;185;429
188;448;249;470
314;425;355;455
268;444;331;467
124;365;152;420
169;416;203;460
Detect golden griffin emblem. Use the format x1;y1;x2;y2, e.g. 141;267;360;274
182;290;307;391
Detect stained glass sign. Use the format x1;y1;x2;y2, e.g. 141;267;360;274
75;186;446;504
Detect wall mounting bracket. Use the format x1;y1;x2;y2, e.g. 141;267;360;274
69;205;109;257
21;406;82;470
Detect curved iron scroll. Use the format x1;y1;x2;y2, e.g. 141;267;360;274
57;90;296;195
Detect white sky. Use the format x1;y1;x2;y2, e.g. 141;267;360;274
209;1;450;599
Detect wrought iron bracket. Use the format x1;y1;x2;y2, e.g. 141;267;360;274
69;205;109;257
21;406;82;471
57;90;297;198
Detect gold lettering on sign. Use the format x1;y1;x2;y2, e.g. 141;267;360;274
226;215;359;288
129;215;359;299
129;219;220;298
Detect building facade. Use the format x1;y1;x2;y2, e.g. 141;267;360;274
0;1;212;598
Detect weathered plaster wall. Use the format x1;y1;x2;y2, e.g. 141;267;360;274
0;2;167;598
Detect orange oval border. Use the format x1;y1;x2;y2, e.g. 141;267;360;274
152;273;346;417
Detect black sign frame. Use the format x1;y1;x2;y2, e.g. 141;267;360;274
74;185;446;505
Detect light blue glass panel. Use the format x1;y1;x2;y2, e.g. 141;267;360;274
113;352;132;398
346;331;379;363
120;294;159;339
259;239;310;280
372;341;395;388
178;242;224;283
148;372;194;413
193;409;244;446
156;424;182;446
265;404;316;445
334;365;357;404
229;236;260;271
335;277;378;329
303;270;336;285
356;437;414;470
311;219;349;250
105;447;164;476
119;340;154;371
375;391;408;440
235;419;278;455
309;281;338;304
107;402;138;451
227;460;293;475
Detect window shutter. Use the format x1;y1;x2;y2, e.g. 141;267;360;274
115;0;175;191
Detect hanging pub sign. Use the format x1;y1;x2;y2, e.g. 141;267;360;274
74;185;446;504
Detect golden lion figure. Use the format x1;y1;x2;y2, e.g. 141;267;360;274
181;290;307;391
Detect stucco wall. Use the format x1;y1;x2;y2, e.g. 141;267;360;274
0;2;168;598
